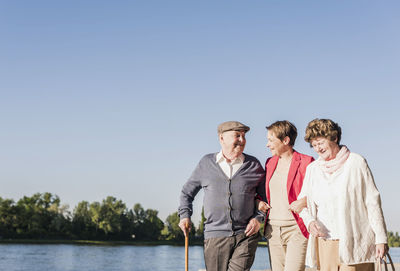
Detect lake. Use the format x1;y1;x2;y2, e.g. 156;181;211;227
0;244;399;271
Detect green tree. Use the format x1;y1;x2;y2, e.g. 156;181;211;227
143;209;164;240
131;203;164;240
72;201;96;239
196;207;206;239
0;197;18;238
48;202;71;238
259;220;265;237
388;231;400;247
89;201;102;236
162;212;195;242
14;193;70;238
98;196;128;237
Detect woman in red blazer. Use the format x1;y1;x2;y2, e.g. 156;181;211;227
258;120;314;271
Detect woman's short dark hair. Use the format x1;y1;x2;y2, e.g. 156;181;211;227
266;120;297;146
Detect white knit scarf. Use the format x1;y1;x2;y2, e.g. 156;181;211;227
318;145;350;174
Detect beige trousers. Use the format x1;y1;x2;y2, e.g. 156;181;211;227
317;239;374;271
266;224;308;271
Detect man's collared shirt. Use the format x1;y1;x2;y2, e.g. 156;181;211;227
216;151;244;179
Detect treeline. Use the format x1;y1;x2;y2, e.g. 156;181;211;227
388;231;400;247
0;192;202;242
0;193;399;247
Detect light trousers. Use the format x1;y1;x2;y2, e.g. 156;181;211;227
266;224;308;271
317;239;374;271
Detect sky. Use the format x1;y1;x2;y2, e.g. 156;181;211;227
1;1;399;231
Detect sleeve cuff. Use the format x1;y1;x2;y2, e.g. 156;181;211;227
253;211;266;223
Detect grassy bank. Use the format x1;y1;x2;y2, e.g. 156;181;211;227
0;239;205;246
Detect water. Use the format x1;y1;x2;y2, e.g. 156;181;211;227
0;244;398;271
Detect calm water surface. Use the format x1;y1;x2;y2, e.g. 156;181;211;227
0;244;398;271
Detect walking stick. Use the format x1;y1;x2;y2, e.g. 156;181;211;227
185;221;189;271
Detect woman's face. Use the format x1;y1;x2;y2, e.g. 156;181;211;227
266;130;289;156
311;137;339;161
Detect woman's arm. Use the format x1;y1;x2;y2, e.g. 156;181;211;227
298;168;317;231
289;197;307;214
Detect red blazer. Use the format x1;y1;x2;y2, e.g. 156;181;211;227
265;150;314;238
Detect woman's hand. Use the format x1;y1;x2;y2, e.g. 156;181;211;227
309;221;328;238
256;199;270;213
289;197;307;214
376;243;389;259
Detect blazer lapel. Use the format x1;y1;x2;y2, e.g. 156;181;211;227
287;151;300;197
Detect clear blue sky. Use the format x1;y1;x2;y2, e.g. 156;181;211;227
1;1;399;231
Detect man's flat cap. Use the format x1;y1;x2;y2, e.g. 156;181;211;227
217;121;250;134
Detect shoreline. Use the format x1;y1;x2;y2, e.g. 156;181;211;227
0;239;270;247
0;239;203;246
0;239;398;249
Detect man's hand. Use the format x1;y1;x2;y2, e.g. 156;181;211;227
288;197;307;214
309;221;328;238
244;218;260;237
178;218;192;237
376;243;389;259
256;199;271;214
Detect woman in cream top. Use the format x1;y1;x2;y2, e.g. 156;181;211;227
258;120;313;271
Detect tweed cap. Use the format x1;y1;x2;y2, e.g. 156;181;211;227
217;121;250;134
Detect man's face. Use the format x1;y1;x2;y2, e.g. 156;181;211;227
219;130;246;157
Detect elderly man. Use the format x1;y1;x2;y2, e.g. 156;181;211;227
178;121;266;271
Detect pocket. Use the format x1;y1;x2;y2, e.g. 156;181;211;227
293;225;307;243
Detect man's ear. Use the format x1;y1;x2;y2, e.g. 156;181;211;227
219;133;224;143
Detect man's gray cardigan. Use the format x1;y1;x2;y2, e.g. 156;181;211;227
178;152;266;239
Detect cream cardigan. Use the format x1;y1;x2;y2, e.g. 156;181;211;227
299;153;388;267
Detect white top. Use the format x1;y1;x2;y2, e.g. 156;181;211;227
309;162;343;239
216;151;244;179
299;153;388;266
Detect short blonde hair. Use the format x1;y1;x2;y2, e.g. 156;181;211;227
304;118;342;146
266;120;297;146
